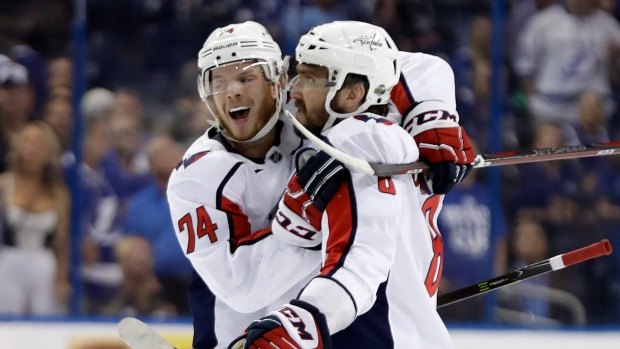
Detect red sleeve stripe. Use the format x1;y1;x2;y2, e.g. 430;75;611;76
215;162;252;252
320;181;358;277
221;196;252;251
236;228;273;248
390;74;418;118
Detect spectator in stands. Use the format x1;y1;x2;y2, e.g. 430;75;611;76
514;0;620;127
437;140;508;322
0;56;34;160
124;135;192;315
451;15;518;153
42;96;73;153
505;122;582;225
47;58;72;101
506;0;558;60
0;54;28;173
0;121;70;315
280;0;350;54
116;235;176;317
500;219;554;322
168;60;213;147
111;89;145;125
80;107;125;315
574;92;610;145
101;89;154;200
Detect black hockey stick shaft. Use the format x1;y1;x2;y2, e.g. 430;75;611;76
285;110;620;176
437;239;613;308
370;141;620;176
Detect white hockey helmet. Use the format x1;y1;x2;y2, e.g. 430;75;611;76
295;21;401;131
197;21;284;142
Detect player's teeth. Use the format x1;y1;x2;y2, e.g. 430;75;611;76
229;107;249;113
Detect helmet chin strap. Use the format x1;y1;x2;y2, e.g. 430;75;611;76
207;89;283;143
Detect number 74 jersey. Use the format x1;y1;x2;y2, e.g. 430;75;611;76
167;122;321;316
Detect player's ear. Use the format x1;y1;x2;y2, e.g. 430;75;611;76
340;83;365;109
269;81;278;100
350;82;366;106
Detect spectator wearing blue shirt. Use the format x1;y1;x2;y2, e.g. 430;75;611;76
124;135;192;315
81;110;125;315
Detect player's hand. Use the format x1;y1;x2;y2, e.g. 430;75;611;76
414;126;474;194
228;300;332;349
272;148;349;247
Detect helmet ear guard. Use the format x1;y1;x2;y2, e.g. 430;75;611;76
294;21;402;132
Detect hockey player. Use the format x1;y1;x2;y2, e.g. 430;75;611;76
166;21;322;349
228;21;472;349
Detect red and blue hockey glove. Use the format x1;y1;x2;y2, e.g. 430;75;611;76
414;126;474;194
228;299;333;349
272;148;349;247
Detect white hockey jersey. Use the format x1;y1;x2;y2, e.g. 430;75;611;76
389;51;458;127
167;117;321;348
293;114;452;349
290;52;458;348
168;51;459;349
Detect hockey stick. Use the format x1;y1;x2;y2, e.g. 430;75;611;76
115;241;612;346
117;317;177;349
284;110;620;176
437;239;613;308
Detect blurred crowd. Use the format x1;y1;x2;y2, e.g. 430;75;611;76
1;0;620;326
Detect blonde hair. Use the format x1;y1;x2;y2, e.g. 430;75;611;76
8;121;64;190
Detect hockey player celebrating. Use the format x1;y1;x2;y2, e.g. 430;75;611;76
229;21;470;349
166;21;322;349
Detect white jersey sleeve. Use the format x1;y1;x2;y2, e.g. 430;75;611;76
298;115;452;348
299;115;418;331
388;51;460;136
167;131;320;313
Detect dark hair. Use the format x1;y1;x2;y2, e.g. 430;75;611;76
341;73;389;116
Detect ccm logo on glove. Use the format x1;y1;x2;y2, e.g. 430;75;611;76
275;210;320;242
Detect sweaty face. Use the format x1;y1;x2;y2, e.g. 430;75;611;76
206;61;277;141
289;64;332;135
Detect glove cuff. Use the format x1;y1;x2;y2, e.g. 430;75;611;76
291;299;332;346
270;300;333;349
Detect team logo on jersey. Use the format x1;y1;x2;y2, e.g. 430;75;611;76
176;150;211;169
352;35;383;51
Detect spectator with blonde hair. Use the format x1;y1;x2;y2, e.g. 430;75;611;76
0;121;70;315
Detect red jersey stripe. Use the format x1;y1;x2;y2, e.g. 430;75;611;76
320;181;357;276
221;196;252;251
391;79;414;115
236;228;273;247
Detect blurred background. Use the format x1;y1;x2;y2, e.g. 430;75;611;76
1;0;620;346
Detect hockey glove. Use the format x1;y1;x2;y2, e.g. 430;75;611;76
272;148;349;247
414;126;475;194
228;299;333;349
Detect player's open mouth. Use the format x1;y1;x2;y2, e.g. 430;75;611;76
228;106;251;123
